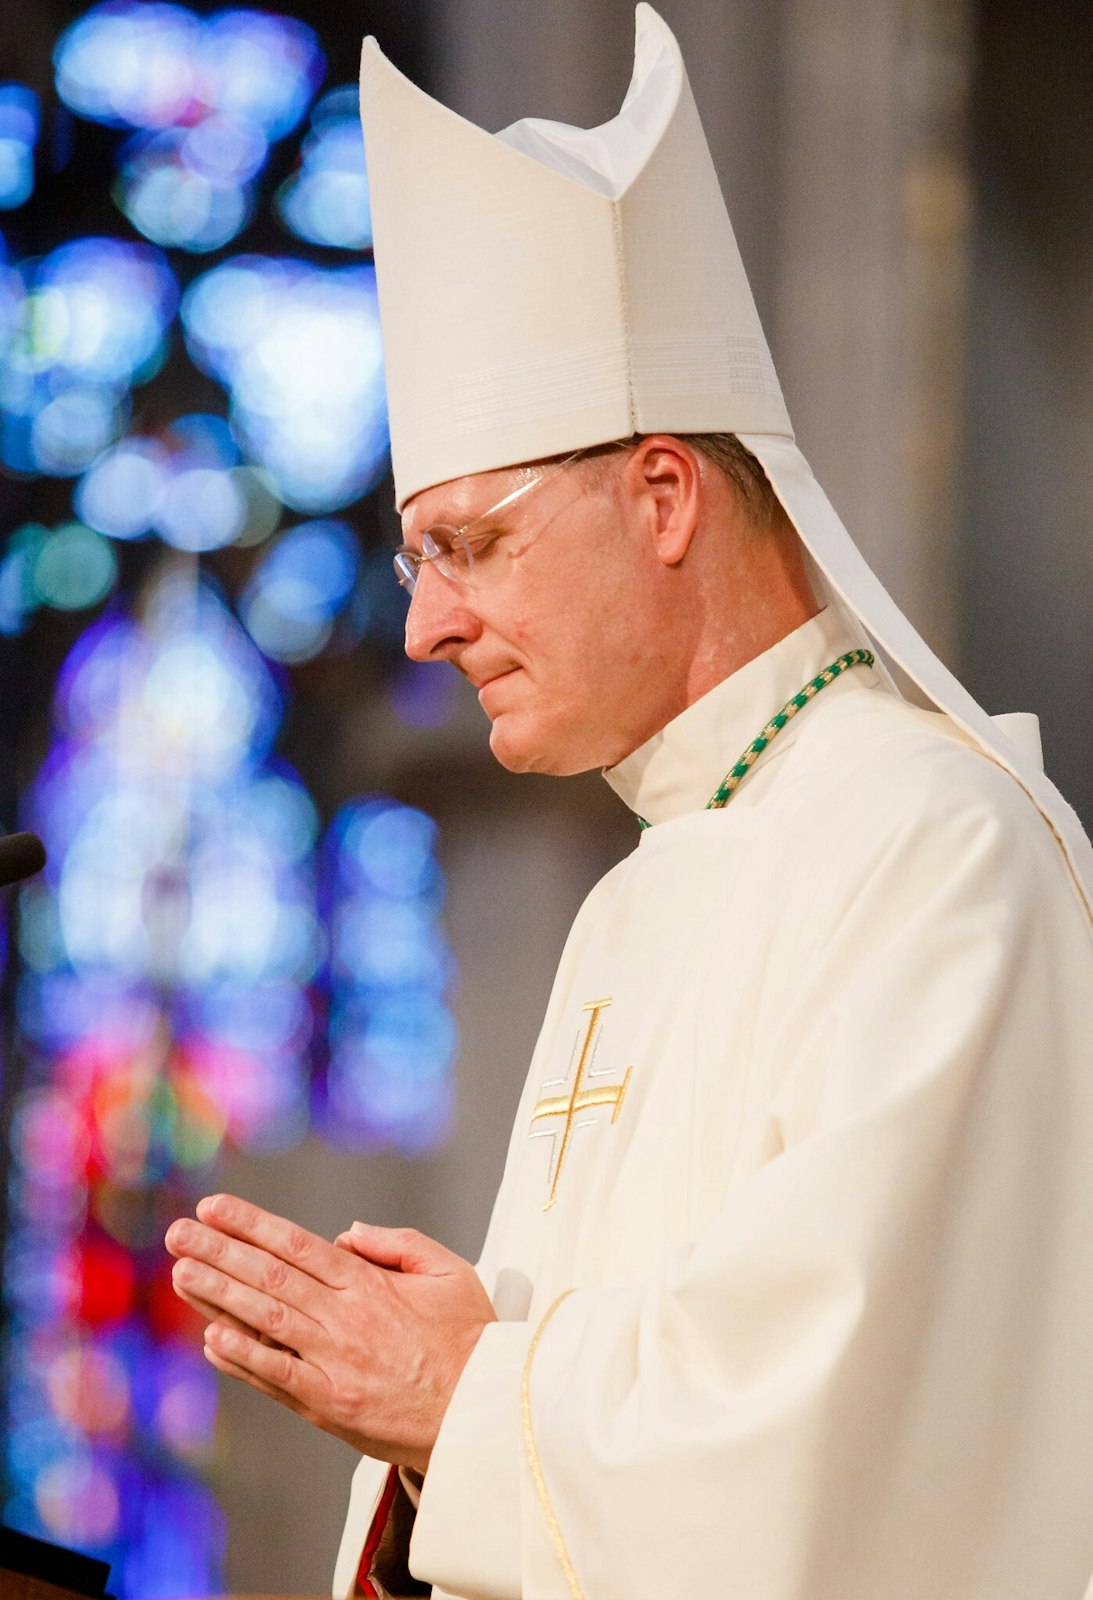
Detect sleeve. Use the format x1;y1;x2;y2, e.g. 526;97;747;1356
333;1456;398;1598
407;776;1093;1600
333;1458;431;1599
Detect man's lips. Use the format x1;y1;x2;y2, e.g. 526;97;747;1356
467;666;518;692
474;667;521;707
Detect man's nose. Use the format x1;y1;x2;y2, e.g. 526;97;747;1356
403;564;483;662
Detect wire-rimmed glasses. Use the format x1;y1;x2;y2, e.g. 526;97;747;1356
393;445;622;596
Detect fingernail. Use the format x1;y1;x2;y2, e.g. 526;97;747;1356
350;1220;369;1235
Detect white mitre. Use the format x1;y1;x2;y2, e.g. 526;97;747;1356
358;4;1093;915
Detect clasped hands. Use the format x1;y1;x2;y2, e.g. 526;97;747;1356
164;1195;496;1475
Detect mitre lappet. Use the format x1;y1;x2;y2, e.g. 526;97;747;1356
358;3;1092;913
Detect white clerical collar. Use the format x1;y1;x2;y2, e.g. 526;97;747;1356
604;607;876;825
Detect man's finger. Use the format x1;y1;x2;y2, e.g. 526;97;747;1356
202;1343;311;1416
166;1216;342;1317
171;1280;259;1339
192;1194;359;1289
172;1258;321;1355
337;1220;466;1277
202;1341;362;1451
172;1282;289;1350
203;1324;332;1420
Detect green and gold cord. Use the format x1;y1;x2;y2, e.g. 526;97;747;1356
638;649;874;830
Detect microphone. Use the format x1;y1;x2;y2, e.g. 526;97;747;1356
0;831;46;888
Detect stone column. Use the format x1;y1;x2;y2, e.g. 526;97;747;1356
961;0;1093;824
775;0;971;662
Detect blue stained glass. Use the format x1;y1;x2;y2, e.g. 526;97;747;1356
241;518;360;663
117;1478;226;1599
182;256;388;512
21;237;178;386
75;440;169;541
54;4;201;131
277;86;370;250
54;3;323;141
198;11;325;140
4;9;460;1585
320;799;456;1152
117;129;256;255
0;85;40;209
3;574;325;1593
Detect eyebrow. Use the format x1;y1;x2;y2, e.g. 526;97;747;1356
395;515;459;556
399;457;559;554
399;487;524;552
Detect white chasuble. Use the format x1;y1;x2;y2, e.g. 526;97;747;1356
335;607;1093;1600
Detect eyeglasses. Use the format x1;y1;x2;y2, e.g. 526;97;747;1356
393;445;620;596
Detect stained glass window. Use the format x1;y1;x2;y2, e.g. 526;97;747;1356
0;6;456;1592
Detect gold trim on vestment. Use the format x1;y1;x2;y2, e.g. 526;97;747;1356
521;1290;583;1600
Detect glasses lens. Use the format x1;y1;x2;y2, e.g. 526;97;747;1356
418;526;474;586
395;456;594;599
393;551;417;593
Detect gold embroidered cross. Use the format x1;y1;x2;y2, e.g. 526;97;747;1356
530;997;632;1211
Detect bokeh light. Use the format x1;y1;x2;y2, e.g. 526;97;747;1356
182;255;388;511
54;4;202;131
322;800;456;1152
0;237;177;477
0;85;40;210
3;571;323;1587
0;231;23;342
277;85;371;250
31;389;124;477
19;238;178;386
240;518;359;663
200;10;325;140
54;4;323;139
2;10;445;1594
56;4;325;259
75;440;170;541
116;128;257;254
75;413;283;553
0;520;119;636
155;464;246;551
32;523;118;611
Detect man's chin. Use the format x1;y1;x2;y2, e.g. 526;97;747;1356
487;712;593;778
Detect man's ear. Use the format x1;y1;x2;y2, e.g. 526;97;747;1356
624;435;703;568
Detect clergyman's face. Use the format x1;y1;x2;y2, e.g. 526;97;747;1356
399;454;671;776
